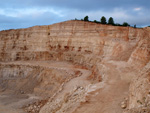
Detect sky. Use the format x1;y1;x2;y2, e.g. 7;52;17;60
0;0;150;30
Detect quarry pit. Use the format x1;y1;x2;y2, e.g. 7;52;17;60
0;20;150;113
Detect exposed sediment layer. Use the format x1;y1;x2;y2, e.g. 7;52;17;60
0;61;83;113
0;62;79;97
0;20;149;65
0;20;150;113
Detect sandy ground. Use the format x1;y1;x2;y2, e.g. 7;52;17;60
39;60;133;113
0;93;27;113
73;61;130;113
0;60;134;113
0;61;91;113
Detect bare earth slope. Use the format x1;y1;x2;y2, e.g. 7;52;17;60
0;20;150;113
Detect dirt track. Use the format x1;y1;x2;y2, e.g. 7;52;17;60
74;61;130;113
0;60;137;113
0;61;91;113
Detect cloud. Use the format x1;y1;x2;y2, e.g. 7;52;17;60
134;7;142;11
0;8;65;30
0;8;64;18
65;8;130;21
0;0;150;11
0;0;150;30
64;7;150;27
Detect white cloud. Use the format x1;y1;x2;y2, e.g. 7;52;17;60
64;7;150;26
0;8;64;18
134;7;142;11
65;8;132;24
0;5;149;30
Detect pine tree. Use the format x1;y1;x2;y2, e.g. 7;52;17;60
122;22;130;27
101;16;107;24
108;17;114;25
84;16;89;21
134;24;136;28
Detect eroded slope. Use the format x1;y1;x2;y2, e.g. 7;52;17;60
0;20;150;113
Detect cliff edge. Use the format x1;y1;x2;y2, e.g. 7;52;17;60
0;20;150;113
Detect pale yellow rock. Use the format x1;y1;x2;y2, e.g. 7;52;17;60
0;20;150;113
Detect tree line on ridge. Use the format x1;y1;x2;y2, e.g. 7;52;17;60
75;16;137;28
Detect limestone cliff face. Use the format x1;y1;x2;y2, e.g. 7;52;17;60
128;27;150;68
0;20;148;66
0;20;150;112
128;62;150;109
0;62;78;97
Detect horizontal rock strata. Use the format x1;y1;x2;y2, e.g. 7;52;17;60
0;20;150;113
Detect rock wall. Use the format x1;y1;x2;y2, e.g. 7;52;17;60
0;20;148;67
0;20;150;112
128;27;150;68
128;62;150;108
0;63;78;97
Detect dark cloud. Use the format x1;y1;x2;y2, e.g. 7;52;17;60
0;11;64;30
1;0;150;11
0;0;150;30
